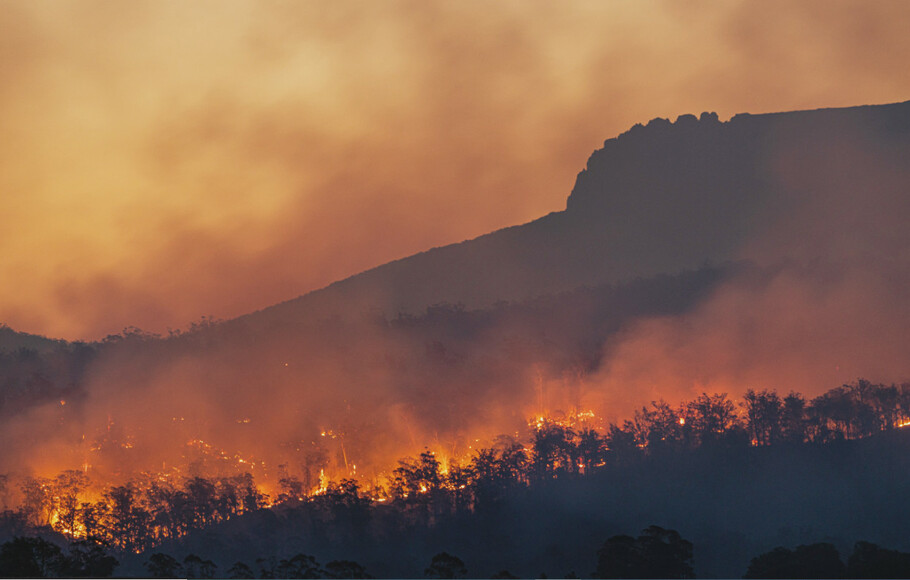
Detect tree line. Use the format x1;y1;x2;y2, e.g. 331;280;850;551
2;379;909;559
6;526;910;578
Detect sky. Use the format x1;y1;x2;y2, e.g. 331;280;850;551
3;0;910;340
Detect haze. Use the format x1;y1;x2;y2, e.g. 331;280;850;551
3;0;910;339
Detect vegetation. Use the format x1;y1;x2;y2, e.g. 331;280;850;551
1;379;910;576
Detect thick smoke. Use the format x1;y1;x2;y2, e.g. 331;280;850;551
4;1;910;338
592;120;910;410
4;107;910;491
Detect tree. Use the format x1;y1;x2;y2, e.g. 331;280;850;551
51;470;88;536
781;392;808;443
107;484;151;551
227;561;256;579
686;393;740;446
633;401;684;452
324;559;372;579
531;421;576;477
742;389;783;445
232;473;267;513
184;477;219;528
596;534;641;578
425;552;467;579
19;477;53;527
604;421;640;464
61;539;118;578
0;536;64;578
276;553;322;579
323;479;372;534
847;541;910;578
744;543;845;579
595;526;694;579
495;438;528;484
77;500;110;542
183;553;218;579
146;553;184;578
577;428;606;474
867;384;902;430
444;460;474;514
469;448;502;509
637;526;695;579
392;451;442;498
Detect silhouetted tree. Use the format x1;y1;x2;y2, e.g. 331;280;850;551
51;470;88;536
278;465;306;503
781;392;808;443
637;526;695;579
322;479;372;533
183;553;218;579
847;541;910;579
146;553;183;578
77;500;109;542
743;389;783;445
107;484;151;551
744;543;845;579
687;392;740;446
596;534;641;578
604;421;640;464
19;477;53;527
868;383;902;430
532;421;576;477
425;552;467;579
444;460;474;514
256;557;278;579
324;559;372;579
577;428;606;474
596;526;694;579
469;448;502;508
0;536;64;578
276;553;322;579
495;437;529;484
634;401;685;452
60;539;118;578
227;561;256;579
184;477;219;528
232;472;267;513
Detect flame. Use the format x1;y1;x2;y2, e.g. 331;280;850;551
16;390;906;551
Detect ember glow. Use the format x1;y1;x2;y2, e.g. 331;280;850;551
6;379;910;555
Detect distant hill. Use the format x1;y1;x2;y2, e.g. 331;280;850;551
235;100;910;333
0;324;67;353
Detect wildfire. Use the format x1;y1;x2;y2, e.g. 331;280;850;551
528;409;600;431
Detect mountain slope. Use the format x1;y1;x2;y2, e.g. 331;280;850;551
234;99;910;332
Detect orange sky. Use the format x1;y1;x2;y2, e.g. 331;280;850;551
2;0;910;340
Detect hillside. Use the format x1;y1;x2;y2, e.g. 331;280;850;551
234;100;910;333
0;324;68;353
1;99;909;534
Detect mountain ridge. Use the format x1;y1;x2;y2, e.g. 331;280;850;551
231;99;910;333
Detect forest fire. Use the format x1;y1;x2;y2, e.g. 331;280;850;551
2;379;907;554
